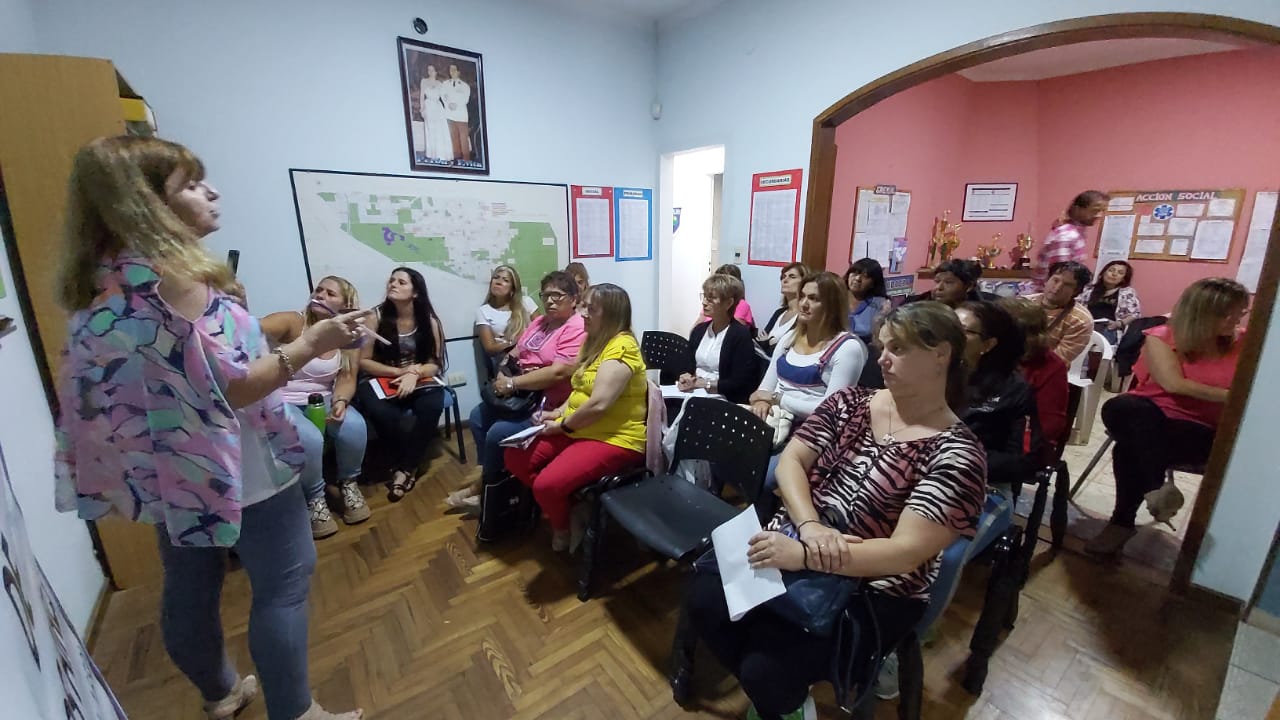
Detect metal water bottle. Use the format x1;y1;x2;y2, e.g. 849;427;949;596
303;393;326;431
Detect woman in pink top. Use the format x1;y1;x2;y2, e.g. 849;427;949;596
1085;278;1249;557
447;271;587;511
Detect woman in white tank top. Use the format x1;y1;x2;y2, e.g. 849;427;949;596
262;276;371;538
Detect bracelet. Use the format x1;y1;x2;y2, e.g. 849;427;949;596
507;377;516;392
800;541;811;571
796;519;821;532
332;398;349;407
561;419;576;434
272;347;297;377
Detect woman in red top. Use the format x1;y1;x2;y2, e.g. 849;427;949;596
999;297;1070;457
1085;278;1249;557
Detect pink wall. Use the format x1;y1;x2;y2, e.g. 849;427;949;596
1037;47;1280;315
827;47;1280;315
827;74;1041;277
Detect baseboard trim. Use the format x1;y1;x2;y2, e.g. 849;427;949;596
1246;609;1280;635
1186;583;1245;616
83;581;112;652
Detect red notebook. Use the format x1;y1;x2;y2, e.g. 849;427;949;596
367;375;444;399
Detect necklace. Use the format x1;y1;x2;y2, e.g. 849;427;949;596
881;400;949;444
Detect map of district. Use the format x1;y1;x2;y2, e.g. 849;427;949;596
317;191;560;291
291;170;569;339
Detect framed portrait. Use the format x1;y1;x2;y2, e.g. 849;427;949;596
397;37;490;175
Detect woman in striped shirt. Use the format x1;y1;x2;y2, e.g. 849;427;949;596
686;302;987;719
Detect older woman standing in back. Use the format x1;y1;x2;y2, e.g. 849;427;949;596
505;284;648;551
54;136;365;720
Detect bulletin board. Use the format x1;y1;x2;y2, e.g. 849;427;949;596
851;185;912;270
1095;188;1244;264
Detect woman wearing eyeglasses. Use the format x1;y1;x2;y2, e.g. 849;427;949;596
447;271;586;512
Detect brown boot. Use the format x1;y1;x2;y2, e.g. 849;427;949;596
1083;523;1137;557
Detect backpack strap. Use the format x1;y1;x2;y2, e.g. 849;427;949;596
815;332;854;373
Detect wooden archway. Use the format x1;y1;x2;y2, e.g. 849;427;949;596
797;12;1280;594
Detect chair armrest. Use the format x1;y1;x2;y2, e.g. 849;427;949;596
602;467;652;492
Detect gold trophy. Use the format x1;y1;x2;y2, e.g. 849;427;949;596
1008;229;1034;268
977;233;1002;269
929;211;963;266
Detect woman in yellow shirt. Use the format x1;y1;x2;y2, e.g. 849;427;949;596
505;283;648;551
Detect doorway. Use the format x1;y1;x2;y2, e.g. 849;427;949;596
659;145;724;334
798;13;1280;593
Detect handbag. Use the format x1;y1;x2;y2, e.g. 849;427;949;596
738;403;793;451
476;471;539;543
693;545;859;637
480;356;543;420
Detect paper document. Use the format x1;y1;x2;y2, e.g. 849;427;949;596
1208;198;1237;218
712;507;787;621
1166;218;1198;237
1168;238;1191;256
1191;220;1234;260
367;375;444;400
1097;214;1135;267
498;424;544;449
574;197;612;256
661;385;724;400
1237;191;1278;292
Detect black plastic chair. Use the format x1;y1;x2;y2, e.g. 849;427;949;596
640;330;691;385
576;398;773;602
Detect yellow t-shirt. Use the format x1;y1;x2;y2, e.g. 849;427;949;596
564;333;648;453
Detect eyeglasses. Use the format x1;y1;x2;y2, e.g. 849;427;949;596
699;294;725;303
540;291;569;303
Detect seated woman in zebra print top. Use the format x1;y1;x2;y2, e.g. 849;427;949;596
686;301;987;720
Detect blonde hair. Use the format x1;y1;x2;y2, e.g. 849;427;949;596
305;275;360;373
484;264;529;340
304;275;360;327
878;301;969;411
1170;277;1249;361
702;273;744;314
794;271;849;340
60;136;236;310
575;283;633;372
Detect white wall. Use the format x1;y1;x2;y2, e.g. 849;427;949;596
655;0;1280;600
0;0;38;52
0;231;104;632
35;0;660;410
665;147;724;334
1197;288;1280;599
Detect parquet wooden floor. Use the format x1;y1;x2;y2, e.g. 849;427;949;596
89;436;1235;719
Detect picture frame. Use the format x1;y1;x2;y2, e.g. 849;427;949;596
396;37;490;175
962;182;1018;222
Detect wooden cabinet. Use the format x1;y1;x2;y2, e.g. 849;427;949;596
0;53;162;588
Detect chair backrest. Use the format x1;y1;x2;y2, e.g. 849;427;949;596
641;330;691;384
670;397;774;505
1067;331;1112;382
857;343;885;389
473;337;497;382
1115;315;1168;377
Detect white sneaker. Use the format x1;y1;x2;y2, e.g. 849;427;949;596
308;497;339;539
875;651;900;700
339;481;370;524
294;700;362;720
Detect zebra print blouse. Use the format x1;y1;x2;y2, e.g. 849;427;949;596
767;386;987;599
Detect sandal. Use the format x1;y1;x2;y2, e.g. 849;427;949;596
387;470;417;502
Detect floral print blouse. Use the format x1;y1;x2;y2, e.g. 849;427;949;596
54;256;303;547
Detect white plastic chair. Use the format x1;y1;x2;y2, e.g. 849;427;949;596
1067;331;1114;445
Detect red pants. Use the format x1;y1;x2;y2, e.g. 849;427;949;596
505;434;643;531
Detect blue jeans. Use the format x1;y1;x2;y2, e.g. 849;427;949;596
288;400;368;502
468;402;533;481
156;482;315;720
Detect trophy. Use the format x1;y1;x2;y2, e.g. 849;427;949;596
1008;229;1034;268
977;233;1002;269
929;211;963;266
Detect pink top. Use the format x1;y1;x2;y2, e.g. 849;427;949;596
697;300;755;327
280;352;341;405
1027;221;1088;290
1129;324;1241;427
512;313;586;408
